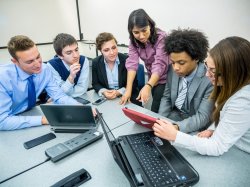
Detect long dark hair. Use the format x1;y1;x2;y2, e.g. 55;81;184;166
128;9;158;48
209;36;250;125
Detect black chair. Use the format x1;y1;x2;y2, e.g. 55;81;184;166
137;63;145;90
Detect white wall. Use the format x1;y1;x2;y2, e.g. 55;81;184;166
1;0;249;65
0;0;79;46
79;0;250;47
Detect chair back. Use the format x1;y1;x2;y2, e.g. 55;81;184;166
137;64;145;90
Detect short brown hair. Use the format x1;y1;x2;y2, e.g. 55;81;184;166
96;32;117;51
7;35;35;60
53;33;77;56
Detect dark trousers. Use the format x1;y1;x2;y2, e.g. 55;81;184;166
151;84;166;113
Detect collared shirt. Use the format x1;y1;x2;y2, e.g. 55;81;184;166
0;63;78;130
98;57;125;96
47;57;89;97
177;66;198;93
125;29;170;84
104;57;119;89
177;66;198;113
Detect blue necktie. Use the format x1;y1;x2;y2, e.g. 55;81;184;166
27;76;36;110
175;78;188;110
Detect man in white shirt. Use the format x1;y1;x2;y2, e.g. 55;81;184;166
47;33;89;98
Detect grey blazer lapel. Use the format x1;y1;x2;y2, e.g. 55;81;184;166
187;63;205;102
171;71;180;108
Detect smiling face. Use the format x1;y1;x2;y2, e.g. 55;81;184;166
170;51;198;77
132;25;151;44
11;45;42;75
100;39;118;63
59;43;80;65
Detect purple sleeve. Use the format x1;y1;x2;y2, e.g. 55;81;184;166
151;32;169;78
125;40;139;71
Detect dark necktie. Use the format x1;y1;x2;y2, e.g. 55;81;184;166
27;76;36;110
175;78;188;110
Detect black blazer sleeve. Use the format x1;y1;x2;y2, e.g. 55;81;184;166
92;53;139;96
92;55;107;93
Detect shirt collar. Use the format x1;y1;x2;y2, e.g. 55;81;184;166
185;65;198;83
104;56;120;66
15;64;37;81
62;60;70;71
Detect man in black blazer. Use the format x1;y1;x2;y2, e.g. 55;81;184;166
92;32;140;105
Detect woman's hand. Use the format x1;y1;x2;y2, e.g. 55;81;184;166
103;90;117;100
136;84;151;103
120;90;131;105
152;119;178;141
197;130;214;138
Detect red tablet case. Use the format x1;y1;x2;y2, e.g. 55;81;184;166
122;107;156;129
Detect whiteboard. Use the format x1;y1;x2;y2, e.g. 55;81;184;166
1;0;249;49
78;0;250;47
0;0;79;47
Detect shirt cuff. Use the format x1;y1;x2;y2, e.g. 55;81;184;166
64;79;74;90
98;88;108;97
208;123;216;130
117;87;126;95
173;131;192;147
27;116;43;127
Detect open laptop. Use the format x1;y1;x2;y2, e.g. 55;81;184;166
98;111;199;187
40;105;98;133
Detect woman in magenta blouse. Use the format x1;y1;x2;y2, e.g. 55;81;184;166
120;9;169;113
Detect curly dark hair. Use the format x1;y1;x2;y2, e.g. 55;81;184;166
164;29;209;61
128;9;158;48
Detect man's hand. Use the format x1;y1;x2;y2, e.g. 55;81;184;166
68;63;81;83
92;108;97;117
41;116;49;125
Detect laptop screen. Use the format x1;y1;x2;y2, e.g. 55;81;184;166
97;110;118;159
40;105;96;128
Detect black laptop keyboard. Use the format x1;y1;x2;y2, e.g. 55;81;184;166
126;133;180;187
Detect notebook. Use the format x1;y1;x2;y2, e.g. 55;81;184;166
98;110;199;187
40;105;98;133
122;107;156;129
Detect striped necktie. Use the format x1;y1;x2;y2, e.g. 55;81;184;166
27;76;36;110
175;78;188;110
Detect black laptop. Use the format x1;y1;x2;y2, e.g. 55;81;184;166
98;111;199;187
40;105;98;133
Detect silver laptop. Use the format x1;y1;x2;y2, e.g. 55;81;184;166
40;105;98;133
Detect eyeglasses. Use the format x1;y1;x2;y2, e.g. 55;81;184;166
204;61;217;75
